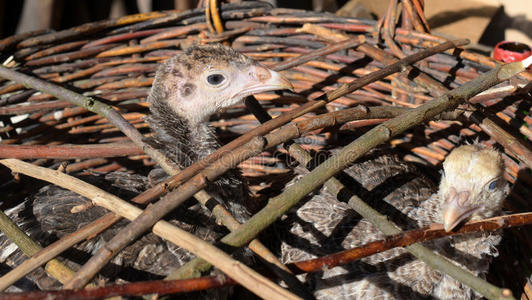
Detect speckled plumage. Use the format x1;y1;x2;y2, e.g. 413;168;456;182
0;173;212;291
279;145;506;299
0;44;291;292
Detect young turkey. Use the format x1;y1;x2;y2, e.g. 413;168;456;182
279;144;508;299
0;44;292;291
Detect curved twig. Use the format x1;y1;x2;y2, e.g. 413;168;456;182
0;276;236;300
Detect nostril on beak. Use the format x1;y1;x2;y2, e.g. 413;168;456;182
253;65;272;82
458;191;470;206
447;187;457;203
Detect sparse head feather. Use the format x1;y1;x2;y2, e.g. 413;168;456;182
439;144;507;231
147;43;292;124
178;43;254;72
443;144;504;180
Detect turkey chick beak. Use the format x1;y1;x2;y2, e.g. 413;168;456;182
232;64;293;99
443;187;480;232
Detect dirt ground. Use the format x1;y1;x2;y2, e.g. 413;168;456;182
340;0;532;48
426;0;532;46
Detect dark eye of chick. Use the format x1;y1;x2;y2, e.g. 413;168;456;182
488;180;498;190
207;74;225;86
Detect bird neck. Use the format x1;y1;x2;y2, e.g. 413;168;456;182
147;103;219;168
147;102;251;223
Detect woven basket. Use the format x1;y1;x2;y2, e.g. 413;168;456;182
0;1;530;297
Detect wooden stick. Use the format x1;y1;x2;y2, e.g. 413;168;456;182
0;276;236;300
0;143;142;159
287;212;532;274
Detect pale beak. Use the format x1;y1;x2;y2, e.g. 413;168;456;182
442;188;480;232
233;64;293;99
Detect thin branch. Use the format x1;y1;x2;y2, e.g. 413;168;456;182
299;23;449;97
382;0;403;58
272;36;365;71
288;212;532;274
0;276;236;300
464;108;532;169
0;143;142;159
17;11;167;49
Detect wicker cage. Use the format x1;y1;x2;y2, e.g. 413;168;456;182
0;1;530;298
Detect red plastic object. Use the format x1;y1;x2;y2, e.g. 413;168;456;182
492;41;532;63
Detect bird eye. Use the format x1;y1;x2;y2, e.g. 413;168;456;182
206;74;225;86
487;180;498;190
